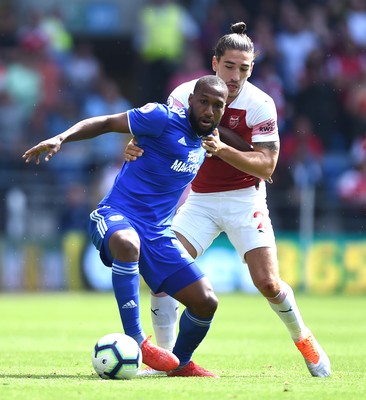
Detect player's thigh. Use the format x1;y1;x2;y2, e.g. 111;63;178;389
222;191;276;263
139;233;199;294
171;195;221;257
89;206;137;265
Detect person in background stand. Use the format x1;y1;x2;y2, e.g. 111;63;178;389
134;0;199;104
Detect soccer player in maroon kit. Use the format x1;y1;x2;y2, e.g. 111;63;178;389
127;22;331;378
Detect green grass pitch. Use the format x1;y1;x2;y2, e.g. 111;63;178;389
0;291;365;400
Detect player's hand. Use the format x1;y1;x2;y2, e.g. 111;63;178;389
124;138;144;162
22;137;62;164
201;128;225;155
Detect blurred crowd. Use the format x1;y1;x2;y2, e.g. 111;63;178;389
1;0;366;237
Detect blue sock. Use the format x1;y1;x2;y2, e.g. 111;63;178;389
112;260;145;346
172;309;213;366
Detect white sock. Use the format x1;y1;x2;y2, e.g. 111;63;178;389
150;292;179;351
267;281;308;341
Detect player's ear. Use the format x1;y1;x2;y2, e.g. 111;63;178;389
188;93;193;106
212;56;217;72
248;61;255;77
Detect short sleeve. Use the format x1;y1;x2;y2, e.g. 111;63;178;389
127;103;169;137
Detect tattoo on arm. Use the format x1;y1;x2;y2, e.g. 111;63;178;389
255;141;279;152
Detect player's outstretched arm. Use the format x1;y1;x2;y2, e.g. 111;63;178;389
23;136;63;164
23;113;130;164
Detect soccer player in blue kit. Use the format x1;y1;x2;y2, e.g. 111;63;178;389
23;75;228;377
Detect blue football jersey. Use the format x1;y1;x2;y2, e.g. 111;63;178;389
99;103;207;230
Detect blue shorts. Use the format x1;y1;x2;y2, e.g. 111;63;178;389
88;206;204;295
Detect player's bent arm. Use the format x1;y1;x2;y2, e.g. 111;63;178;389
218;126;253;152
202;134;279;180
217;141;279;180
251;142;279;179
23;113;130;164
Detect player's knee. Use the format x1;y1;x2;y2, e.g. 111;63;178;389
255;277;280;297
206;292;219;314
109;230;140;261
191;290;218;317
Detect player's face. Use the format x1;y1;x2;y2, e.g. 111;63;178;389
212;49;254;103
188;87;227;136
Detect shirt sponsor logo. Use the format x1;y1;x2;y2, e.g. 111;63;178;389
170;160;201;174
171;150;202;174
259;120;276;133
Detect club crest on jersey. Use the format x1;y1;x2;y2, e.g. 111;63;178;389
187;150;200;163
139;102;158;113
229;115;240;129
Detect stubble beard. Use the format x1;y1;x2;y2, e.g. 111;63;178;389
188;108;217;137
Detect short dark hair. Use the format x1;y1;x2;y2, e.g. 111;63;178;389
194;75;227;95
214;22;257;61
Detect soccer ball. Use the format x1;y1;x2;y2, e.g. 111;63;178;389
92;333;142;380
